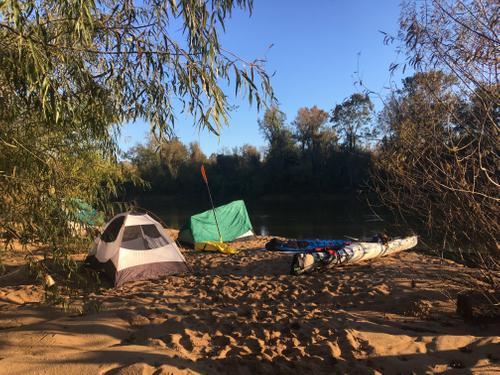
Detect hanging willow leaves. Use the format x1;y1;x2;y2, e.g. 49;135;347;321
0;0;274;139
0;0;275;284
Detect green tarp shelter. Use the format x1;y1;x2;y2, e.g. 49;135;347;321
178;200;254;245
70;198;103;226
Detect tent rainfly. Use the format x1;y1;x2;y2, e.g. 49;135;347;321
86;210;188;286
178;200;254;245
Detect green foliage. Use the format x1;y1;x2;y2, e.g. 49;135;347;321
0;0;274;139
292;106;332;153
258;106;299;189
159;138;190;178
331;93;374;151
127;106;372;199
0;0;274;246
258;107;289;145
0;72;130;247
0;0;274;304
291;106;339;190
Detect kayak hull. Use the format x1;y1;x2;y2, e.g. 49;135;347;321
291;236;418;275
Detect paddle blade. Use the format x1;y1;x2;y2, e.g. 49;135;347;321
201;164;208;184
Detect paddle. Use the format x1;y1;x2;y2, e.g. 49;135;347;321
201;164;223;242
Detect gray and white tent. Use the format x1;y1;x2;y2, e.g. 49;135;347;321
87;210;188;286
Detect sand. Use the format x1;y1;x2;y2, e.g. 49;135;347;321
0;232;499;374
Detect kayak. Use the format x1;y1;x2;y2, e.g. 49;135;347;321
290;235;418;275
265;238;351;252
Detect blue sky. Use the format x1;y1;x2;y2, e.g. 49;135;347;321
118;0;407;155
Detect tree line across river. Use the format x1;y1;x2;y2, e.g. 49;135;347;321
124;93;374;199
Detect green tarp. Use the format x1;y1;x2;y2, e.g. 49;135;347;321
69;198;103;226
178;200;254;244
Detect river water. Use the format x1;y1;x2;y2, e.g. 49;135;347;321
139;195;394;240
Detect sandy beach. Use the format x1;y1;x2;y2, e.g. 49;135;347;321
0;232;498;374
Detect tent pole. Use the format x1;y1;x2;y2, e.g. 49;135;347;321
201;165;223;242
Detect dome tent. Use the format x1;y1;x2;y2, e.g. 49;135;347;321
87;209;188;286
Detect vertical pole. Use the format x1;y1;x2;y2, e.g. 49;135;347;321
201;165;223;242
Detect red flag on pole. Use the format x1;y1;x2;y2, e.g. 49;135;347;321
201;164;208;184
